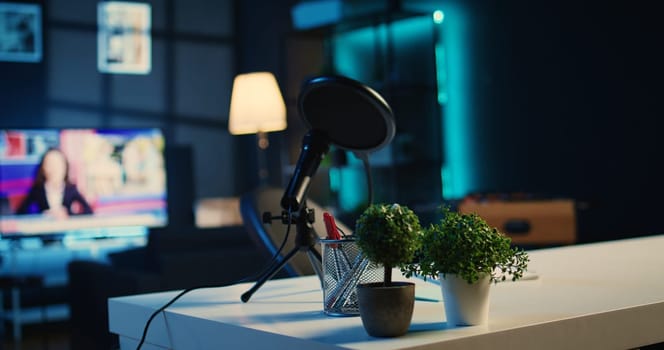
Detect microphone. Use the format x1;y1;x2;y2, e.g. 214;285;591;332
281;130;330;211
280;75;396;212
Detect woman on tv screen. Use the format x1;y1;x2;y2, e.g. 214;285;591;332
15;147;93;218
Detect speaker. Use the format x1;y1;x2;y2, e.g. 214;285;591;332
164;146;195;230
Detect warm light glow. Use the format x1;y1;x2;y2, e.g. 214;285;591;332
228;72;287;135
433;10;444;24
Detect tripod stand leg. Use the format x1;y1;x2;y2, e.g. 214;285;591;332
308;245;322;261
241;246;300;303
306;247;324;288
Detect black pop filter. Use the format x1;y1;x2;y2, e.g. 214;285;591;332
281;76;395;211
298;75;395;152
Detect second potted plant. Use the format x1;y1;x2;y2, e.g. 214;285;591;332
406;207;529;326
354;203;422;337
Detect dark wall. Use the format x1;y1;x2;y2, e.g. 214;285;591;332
1;61;46;127
3;0;661;240
236;0;664;241
455;0;664;241
0;0;47;127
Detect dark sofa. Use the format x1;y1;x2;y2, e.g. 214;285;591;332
67;226;271;350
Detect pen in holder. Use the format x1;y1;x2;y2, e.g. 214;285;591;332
321;238;382;316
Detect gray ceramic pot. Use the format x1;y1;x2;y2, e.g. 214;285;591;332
357;281;415;337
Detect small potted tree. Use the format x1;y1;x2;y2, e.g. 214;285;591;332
354;203;422;337
406;206;529;326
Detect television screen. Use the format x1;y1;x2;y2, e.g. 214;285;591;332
0;128;167;238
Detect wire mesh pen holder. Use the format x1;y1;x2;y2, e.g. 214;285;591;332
321;238;382;316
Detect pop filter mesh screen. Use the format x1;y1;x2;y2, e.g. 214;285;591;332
300;83;389;151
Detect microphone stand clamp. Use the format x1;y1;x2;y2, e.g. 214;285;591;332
241;202;323;303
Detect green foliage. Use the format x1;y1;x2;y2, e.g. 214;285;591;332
355;203;422;283
404;207;529;284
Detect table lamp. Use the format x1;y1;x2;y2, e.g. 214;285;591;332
228;72;287;183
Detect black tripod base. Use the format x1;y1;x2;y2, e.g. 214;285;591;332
241;245;322;303
242;246;299;302
242;204;324;303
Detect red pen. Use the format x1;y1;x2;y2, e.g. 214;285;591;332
324;212;341;240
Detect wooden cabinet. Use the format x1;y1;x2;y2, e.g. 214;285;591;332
458;199;577;246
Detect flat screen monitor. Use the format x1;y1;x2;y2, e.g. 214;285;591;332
0;128;168;239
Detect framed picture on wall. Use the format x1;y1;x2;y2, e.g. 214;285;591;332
97;1;151;74
0;2;42;63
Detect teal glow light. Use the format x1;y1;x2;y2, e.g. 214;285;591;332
436;6;475;199
334;154;367;212
332;16;434;208
334;9;474;201
332;27;386;208
329;167;340;193
331;24;387;82
433;10;444;24
332;16;433;82
435;42;448;105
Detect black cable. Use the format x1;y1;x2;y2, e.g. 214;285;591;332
134;285;202;350
356;152;374;205
336;225;347;237
135;210;294;350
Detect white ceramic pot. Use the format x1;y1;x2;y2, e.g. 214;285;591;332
439;273;491;326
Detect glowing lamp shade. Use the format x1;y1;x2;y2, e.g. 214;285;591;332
228;72;287;137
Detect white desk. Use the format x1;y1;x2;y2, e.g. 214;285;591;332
109;235;664;349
